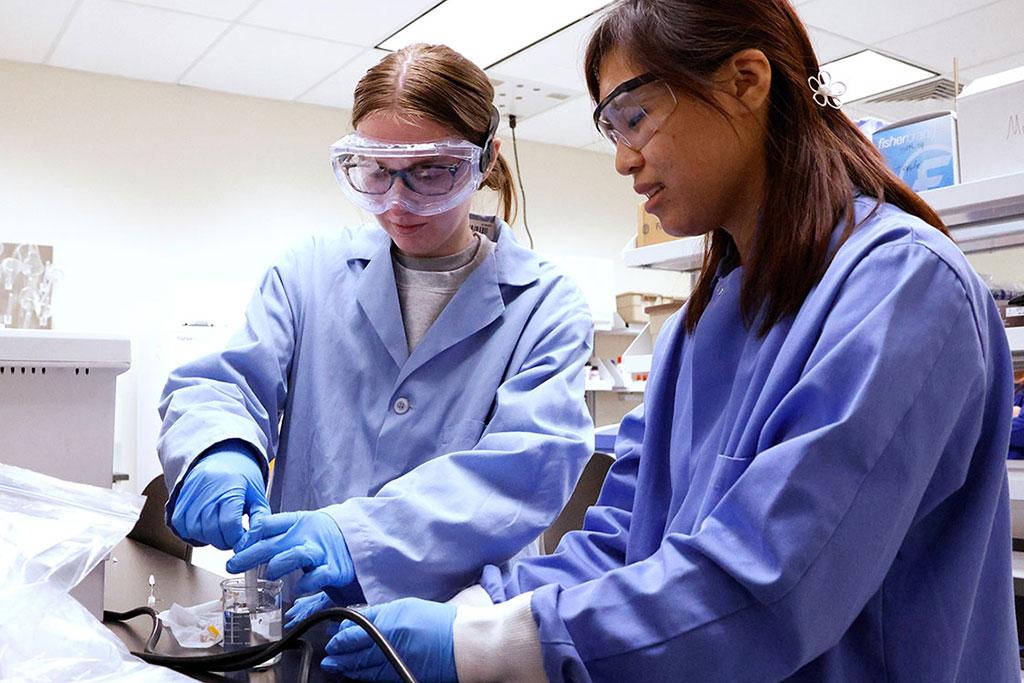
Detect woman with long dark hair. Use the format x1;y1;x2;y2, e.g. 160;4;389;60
317;2;1019;680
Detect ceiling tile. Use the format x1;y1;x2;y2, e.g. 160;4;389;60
0;0;77;63
181;25;362;100
805;26;866;64
960;50;1024;83
297;48;390;111
877;0;1024;73
123;0;254;21
513;95;604;149
797;0;996;45
487;13;602;94
243;0;439;46
49;0;229;82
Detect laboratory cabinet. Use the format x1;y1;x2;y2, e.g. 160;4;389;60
0;329;130;618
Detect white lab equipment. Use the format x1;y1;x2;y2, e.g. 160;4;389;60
0;329;130;618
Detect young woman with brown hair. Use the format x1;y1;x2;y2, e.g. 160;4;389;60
322;2;1019;681
158;43;595;615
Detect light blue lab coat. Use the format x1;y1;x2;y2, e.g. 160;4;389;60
158;221;594;603
483;199;1019;681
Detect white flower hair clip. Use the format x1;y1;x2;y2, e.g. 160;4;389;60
808;70;846;109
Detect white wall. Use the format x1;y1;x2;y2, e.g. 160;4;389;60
7;58;1019;490
0;59;686;490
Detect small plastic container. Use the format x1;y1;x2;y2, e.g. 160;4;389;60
221;577;283;667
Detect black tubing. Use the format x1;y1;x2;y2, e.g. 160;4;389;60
104;605;417;683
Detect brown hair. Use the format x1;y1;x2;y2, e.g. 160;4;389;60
352;43;517;224
585;0;950;335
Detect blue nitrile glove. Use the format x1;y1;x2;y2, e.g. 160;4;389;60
170;442;270;550
285;591;336;630
322;598;457;682
227;510;356;596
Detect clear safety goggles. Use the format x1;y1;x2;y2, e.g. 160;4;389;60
593;73;678;150
329;133;485;216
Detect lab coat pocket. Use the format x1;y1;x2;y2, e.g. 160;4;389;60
695;453;754;526
440;418;487;454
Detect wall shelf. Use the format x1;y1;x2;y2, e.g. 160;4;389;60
619;171;1024;272
621;234;704;273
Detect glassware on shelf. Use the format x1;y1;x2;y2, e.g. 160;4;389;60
0;243;59;329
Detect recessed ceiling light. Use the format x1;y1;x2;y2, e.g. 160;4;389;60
378;0;609;69
818;50;937;103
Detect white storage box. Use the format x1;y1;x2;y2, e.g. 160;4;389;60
957;65;1024;183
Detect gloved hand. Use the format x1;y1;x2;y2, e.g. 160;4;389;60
227;510;356;596
170;442;269;550
285;591;336;630
322;598;457;682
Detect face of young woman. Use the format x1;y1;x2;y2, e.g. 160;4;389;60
356;112;476;258
597;49;767;255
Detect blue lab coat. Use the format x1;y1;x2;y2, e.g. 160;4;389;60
483;199;1019;681
1010;386;1024;460
158;221;595;603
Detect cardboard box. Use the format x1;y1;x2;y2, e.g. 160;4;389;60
872;112;959;192
616;292;659;324
645;301;686;341
636;202;680;247
1006;305;1024;328
958;65;1024;182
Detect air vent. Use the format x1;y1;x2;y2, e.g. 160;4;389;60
862;77;963;104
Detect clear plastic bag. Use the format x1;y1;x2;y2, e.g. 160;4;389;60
0;463;192;682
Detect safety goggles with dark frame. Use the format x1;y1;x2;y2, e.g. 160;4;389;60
593;73;678;149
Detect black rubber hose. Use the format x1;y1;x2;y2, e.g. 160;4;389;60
104;605;416;683
102;606;164;653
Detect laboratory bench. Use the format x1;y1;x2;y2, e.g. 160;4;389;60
104;538;342;682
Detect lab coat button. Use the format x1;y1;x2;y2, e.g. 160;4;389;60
716;287;725;296
393;397;410;414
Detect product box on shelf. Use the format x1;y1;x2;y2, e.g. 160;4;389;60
616;292;659;324
1006;304;1024;328
958;65;1024;183
616;293;685;326
646;301;686;341
872;112;959;192
636;202;679;247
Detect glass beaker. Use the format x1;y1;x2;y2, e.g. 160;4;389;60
221;577;283;667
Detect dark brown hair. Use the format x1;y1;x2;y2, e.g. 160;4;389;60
585;0;949;334
352;43;517;224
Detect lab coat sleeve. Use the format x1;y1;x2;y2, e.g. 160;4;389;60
484;403;644;602
325;286;595;604
529;242;1003;681
157;244;304;520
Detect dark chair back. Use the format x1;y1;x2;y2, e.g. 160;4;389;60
128;475;193;562
540;452;615;554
